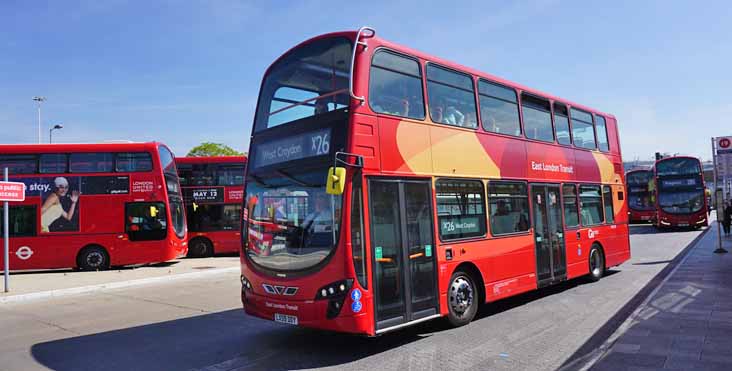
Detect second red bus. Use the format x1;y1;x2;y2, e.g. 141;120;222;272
654;156;708;229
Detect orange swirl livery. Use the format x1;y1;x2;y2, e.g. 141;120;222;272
239;27;631;336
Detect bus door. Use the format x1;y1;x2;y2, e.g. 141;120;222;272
368;179;438;332
531;184;567;286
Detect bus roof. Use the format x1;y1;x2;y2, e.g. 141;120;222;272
175;156;247;164
0;142;167;154
266;29;615;119
654;155;701;165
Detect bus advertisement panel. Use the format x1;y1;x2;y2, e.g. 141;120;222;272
176;156;246;257
239;28;630;335
654;156;708;228
626;169;656;223
0;142;187;271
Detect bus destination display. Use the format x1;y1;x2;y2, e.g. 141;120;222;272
253;128;331;169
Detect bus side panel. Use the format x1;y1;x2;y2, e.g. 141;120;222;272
378;118;432;175
350;113;380;171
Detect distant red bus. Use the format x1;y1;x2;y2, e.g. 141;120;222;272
654;156;708;229
626;169;656;223
240;28;630;335
176;156;246;257
0;142;187;271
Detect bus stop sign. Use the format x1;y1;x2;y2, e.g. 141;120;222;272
0;181;25;202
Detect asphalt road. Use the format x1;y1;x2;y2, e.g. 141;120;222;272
0;225;707;371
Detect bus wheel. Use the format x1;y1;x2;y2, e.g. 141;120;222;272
447;270;478;327
588;244;605;282
78;246;110;271
187;237;213;258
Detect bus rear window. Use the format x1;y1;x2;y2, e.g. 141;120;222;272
69;153;114;173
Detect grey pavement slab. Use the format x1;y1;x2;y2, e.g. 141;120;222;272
590;221;732;371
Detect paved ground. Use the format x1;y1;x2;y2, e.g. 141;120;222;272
589;222;732;371
0;226;709;371
0;256;239;301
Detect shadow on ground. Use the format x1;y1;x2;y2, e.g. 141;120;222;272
31;271;617;371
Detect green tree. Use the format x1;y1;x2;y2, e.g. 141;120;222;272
186;142;244;157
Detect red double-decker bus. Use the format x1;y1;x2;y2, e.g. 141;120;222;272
654;156;708;229
626;168;656;223
240;28;630;335
176;156;246;257
0;142;187;271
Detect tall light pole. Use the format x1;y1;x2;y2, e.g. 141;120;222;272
49;124;63;144
33;96;46;144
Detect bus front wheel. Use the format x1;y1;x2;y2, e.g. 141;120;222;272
77;245;110;271
187;237;213;258
447;269;479;327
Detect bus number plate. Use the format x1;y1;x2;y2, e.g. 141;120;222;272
678;223;689;227
274;313;298;325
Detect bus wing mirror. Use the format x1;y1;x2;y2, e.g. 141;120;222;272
326;167;346;195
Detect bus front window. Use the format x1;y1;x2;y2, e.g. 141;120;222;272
659;191;704;214
244;168;342;273
253;37;352;132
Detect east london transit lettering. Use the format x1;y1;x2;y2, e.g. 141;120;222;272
531;161;574;174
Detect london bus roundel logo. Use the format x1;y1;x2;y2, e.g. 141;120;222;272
720;138;731;149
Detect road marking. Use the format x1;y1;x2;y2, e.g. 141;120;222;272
0;267;239;304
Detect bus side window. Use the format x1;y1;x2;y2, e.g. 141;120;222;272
369;50;425;120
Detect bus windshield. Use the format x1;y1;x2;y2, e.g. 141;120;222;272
656;158;701;177
658;191;704;214
243;167;342;272
253;37;352;132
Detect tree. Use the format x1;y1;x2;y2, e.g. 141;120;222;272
187;142;244;157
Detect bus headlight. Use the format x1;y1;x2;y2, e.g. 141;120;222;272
315;279;353;319
315;279;353;300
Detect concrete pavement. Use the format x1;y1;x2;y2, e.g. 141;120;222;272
0;256;240;303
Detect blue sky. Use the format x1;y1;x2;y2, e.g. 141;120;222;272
1;0;730;162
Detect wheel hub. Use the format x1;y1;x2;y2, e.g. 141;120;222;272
449;276;473;316
87;252;103;268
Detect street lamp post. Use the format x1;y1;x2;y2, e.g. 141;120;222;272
49;124;63;144
32;96;46;144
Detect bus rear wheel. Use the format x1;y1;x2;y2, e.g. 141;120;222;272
77;245;110;271
187;237;213;258
447;269;479;327
588;244;605;282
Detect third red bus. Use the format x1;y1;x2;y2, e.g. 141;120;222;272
176;156;246;257
626;168;656;223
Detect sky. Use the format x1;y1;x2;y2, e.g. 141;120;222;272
1;0;730;162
